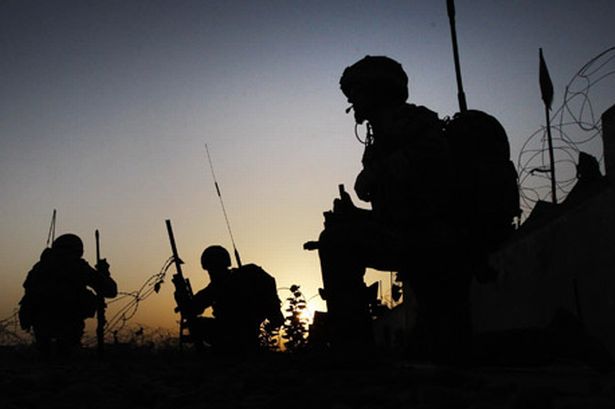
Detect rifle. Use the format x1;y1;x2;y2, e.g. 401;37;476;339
95;229;106;358
304;184;353;251
165;219;204;351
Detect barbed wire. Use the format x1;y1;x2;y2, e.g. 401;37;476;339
0;258;304;349
82;256;175;346
0;309;31;346
0;256;175;347
517;46;615;218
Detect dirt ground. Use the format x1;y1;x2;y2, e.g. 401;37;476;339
1;346;614;409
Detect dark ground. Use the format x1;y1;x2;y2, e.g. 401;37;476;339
1;346;614;409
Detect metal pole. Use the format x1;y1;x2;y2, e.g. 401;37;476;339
545;106;557;204
539;48;557;204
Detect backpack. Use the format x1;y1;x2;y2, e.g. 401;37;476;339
20;252;99;328
233;264;284;327
444;110;521;281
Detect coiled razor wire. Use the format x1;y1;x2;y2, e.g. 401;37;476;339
517;47;615;218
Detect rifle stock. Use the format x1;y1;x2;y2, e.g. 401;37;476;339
165;219;204;350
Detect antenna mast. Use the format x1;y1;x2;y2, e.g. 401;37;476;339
94;229;106;358
46;209;57;247
204;144;242;267
447;0;468;113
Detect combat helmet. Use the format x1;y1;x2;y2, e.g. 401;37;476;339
201;245;231;271
52;234;84;259
340;56;409;107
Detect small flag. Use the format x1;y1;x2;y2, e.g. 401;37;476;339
539;48;554;110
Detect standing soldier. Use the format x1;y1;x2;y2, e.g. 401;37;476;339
310;56;472;363
19;233;117;356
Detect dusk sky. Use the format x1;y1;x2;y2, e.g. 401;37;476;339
1;0;614;333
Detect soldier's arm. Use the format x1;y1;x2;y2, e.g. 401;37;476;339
190;286;214;316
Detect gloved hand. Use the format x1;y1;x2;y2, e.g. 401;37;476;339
333;184;357;214
96;258;110;276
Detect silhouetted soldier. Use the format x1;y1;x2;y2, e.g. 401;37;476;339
312;56;472;363
18;234;118;356
189;245;284;353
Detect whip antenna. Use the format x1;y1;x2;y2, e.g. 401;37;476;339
94;229;106;358
447;0;468;113
204;144;242;267
46;209;57;247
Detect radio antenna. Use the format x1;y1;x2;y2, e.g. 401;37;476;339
447;0;468;113
46;209;57;247
204;144;242;267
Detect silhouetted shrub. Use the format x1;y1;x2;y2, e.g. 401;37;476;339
281;285;309;352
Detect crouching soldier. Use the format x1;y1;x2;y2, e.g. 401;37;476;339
308;56;472;363
19;234;117;356
188;245;284;354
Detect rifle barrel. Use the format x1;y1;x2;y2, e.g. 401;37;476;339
165;219;184;275
95;229;100;262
